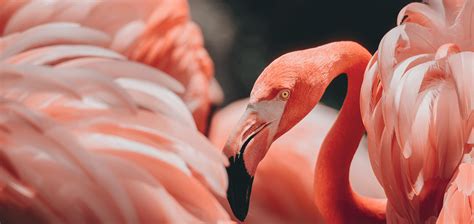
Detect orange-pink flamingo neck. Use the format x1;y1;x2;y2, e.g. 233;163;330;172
310;43;386;223
223;41;386;222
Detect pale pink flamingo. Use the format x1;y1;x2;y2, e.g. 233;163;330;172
0;7;231;224
209;98;385;223
0;99;228;223
222;41;387;223
361;0;473;222
0;0;221;132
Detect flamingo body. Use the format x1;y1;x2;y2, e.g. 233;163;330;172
0;0;218;132
0;1;231;222
361;0;473;222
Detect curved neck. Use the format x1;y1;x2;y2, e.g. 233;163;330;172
312;42;386;223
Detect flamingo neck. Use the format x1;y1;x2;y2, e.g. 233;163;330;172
312;46;386;223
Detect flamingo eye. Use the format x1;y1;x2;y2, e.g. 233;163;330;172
279;89;290;100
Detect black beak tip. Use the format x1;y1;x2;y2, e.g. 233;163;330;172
226;155;254;222
231;205;248;222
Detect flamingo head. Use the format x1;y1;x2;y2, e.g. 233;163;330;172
223;48;327;221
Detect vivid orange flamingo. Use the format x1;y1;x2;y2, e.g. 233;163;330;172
0;3;231;223
361;0;473;222
210;98;384;223
223;41;387;223
0;0;221;132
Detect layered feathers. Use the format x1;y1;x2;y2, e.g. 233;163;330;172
0;0;218;132
360;0;474;222
0;4;230;223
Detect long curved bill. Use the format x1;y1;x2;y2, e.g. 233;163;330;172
223;105;275;221
226;147;254;221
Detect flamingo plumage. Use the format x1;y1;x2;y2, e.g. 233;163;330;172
0;0;471;223
209;98;384;223
0;100;228;223
222;41;387;223
0;1;231;223
223;0;472;223
0;0;220;132
361;0;473;222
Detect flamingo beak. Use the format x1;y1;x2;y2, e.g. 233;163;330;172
223;105;276;221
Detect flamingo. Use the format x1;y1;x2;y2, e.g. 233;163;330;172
0;98;228;223
0;2;231;223
361;0;473;222
209;98;385;223
222;41;387;223
0;0;222;132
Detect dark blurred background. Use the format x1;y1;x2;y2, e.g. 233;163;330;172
189;0;415;109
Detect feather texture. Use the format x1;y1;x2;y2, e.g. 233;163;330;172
0;4;230;222
361;0;474;222
1;0;217;132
